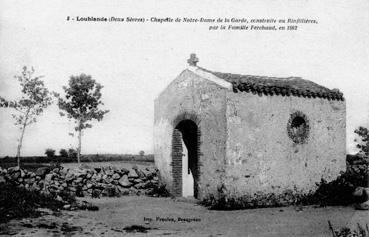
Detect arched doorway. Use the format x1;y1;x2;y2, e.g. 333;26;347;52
172;119;199;198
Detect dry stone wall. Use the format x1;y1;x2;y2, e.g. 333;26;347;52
0;165;161;199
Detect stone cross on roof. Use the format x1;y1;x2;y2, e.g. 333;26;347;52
187;53;199;66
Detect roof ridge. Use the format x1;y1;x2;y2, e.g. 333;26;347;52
197;66;344;101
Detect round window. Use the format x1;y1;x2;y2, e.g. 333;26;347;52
287;112;310;144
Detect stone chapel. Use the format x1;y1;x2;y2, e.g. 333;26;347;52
154;54;346;205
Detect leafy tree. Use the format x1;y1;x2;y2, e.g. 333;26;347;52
45;148;56;158
354;126;369;156
59;149;68;157
0;66;53;167
68;148;78;159
354;126;369;188
139;150;145;156
54;74;109;164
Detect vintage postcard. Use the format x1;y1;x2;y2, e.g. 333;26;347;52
0;0;368;236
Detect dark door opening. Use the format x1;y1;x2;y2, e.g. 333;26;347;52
172;119;199;199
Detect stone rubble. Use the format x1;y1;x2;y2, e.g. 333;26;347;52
0;165;161;200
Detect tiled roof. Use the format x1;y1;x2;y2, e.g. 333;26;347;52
199;67;344;101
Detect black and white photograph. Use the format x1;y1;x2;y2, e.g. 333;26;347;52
0;0;368;236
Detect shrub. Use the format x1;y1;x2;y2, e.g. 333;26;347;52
59;149;68;157
330;221;369;237
0;183;65;223
292;160;367;206
146;183;171;197
45;148;56;158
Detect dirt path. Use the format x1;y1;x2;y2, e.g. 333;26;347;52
2;196;366;237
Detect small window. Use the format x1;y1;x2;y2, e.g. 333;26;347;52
287;112;310;144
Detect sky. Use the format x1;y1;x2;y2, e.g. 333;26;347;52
0;0;368;156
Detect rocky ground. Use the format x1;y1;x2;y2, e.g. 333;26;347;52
1;196;368;237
